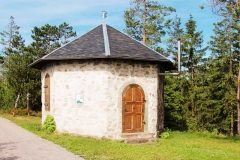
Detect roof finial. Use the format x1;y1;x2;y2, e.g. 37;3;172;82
102;11;107;22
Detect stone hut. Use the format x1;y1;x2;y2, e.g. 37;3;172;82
29;23;173;141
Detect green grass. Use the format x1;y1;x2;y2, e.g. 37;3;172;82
1;113;240;160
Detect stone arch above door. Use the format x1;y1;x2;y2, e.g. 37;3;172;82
44;73;50;111
122;84;145;133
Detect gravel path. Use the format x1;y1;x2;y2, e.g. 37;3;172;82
0;117;84;160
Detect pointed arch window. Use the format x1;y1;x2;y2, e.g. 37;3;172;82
44;74;50;111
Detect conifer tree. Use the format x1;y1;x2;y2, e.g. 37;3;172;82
164;16;187;130
0;16;20;56
0;16;21;109
28;23;77;109
181;14;208;130
209;0;240;134
209;12;239;135
208;0;240;135
3;33;42;110
164;15;183;58
59;22;77;44
31;24;60;56
31;23;77;57
123;0;175;50
6;35;27;108
0;16;20;81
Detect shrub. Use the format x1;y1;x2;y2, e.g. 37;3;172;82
160;128;171;139
42;115;56;133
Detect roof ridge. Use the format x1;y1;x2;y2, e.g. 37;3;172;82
102;23;110;56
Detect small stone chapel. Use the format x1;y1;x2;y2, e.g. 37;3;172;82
29;22;173;141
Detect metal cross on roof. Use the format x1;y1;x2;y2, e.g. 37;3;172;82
102;11;107;22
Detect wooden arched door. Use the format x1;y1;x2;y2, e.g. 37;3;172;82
122;84;145;133
44;74;50;111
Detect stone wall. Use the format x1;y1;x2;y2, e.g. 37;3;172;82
41;59;163;139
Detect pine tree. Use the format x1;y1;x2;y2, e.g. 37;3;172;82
59;22;77;44
164;16;187;130
0;16;20;54
4;34;42;110
28;23;77;109
164;15;183;58
0;19;77;110
181;14;208;130
5;35;27;108
0;16;20;81
31;23;77;57
31;24;60;56
0;16;22;109
208;0;240;135
209;13;239;135
123;0;175;49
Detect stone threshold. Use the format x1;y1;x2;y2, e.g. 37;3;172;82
119;132;157;144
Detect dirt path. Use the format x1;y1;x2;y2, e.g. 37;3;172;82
0;117;84;160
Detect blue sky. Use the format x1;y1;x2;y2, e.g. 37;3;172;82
0;0;220;49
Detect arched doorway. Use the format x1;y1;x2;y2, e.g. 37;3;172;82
122;84;145;133
44;73;50;111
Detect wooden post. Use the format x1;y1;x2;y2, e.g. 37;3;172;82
27;93;30;116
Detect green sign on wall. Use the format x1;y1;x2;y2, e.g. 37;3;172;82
76;94;83;105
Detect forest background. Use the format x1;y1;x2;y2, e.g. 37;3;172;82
0;0;239;136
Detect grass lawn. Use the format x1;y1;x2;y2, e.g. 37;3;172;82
1;113;240;160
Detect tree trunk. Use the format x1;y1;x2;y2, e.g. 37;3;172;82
14;93;20;109
231;110;234;136
191;66;195;117
229;26;234;136
238;67;240;134
1;62;4;82
142;0;146;45
238;1;240;134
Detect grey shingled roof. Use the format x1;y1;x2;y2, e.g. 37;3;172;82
29;23;173;70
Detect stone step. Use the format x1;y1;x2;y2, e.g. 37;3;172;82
124;138;157;144
120;132;154;139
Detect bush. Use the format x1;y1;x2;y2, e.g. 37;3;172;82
42;115;56;133
160;128;171;139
